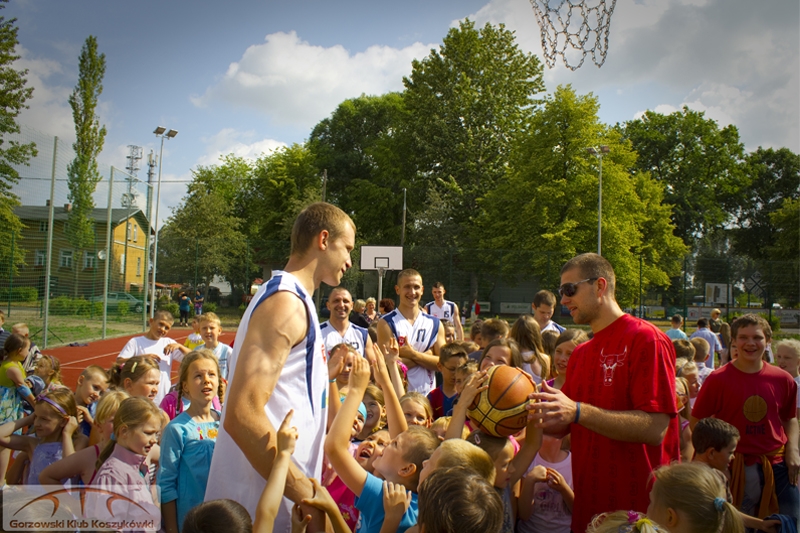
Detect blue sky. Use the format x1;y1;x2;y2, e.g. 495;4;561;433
8;0;800;220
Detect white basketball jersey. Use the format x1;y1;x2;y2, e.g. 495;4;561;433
382;309;440;396
205;271;328;533
319;321;368;357
425;300;457;321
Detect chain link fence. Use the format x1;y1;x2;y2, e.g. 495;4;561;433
0;126;154;348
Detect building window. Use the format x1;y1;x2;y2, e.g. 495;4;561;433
84;252;97;269
120;253;125;274
133;225;138;242
126;222;132;241
136;257;141;276
39;221;48;232
59;250;73;269
34;250;45;267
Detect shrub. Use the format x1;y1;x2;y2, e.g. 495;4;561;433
165;303;179;318
203;302;217;313
117;301;129;317
238;303;246;317
0;287;38;302
73;299;91;316
49;296;75;315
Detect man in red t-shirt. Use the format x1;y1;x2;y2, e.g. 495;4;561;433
529;253;680;532
691;314;799;521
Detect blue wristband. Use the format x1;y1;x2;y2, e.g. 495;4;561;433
574;402;581;424
16;385;32;399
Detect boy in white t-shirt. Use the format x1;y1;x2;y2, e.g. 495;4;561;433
777;339;800;418
518;434;573;533
198;312;231;382
117;310;181;404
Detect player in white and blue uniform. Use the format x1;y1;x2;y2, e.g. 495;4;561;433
205;203;356;533
320;287;369;357
377;269;446;397
424;282;464;340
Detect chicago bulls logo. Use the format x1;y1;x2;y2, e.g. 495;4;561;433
599;347;627;386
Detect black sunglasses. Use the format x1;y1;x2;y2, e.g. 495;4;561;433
558;278;598;297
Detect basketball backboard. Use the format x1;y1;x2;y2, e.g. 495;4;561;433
360;246;403;272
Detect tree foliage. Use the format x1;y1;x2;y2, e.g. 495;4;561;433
66;35;107;250
0;0;36;273
403;19;545;248
620;107;745;249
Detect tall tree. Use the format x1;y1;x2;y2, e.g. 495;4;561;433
0;0;36;274
403;19;545;249
621;107;745;250
66;36;106;256
481;86;687;306
732;147;800;260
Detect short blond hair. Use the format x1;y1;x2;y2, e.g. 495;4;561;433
435;438;495;485
197;312;221;327
11;323;29;336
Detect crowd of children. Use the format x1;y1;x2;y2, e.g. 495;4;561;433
0;299;798;533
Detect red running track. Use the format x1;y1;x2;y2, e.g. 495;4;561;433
43;327;237;390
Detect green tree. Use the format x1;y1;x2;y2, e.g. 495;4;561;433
0;0;36;274
732;147;800;260
66;36;106;296
620;107;745;249
403;19;545;249
481;86;686;306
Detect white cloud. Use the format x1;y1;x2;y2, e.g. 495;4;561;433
16;46;75;142
195;128;286;167
192;31;436;130
465;0;799;151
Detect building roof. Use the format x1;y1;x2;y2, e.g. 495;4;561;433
14;205;152;233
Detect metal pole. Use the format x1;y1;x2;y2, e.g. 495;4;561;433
141;181;152;330
150;135;165;318
43;136;58;349
401;188;407;247
315;169;327;314
194;237;199;295
597;154;603;256
102;168;114;339
639;254;643;318
7;230;13;316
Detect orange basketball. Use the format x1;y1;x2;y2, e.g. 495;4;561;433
468;365;535;437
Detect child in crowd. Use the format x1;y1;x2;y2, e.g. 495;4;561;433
690;337;711;369
470;320;484;346
429;416;469;440
427;342;468;419
540;330;559;360
776;339;800;418
510;315;551;385
673;339;695;364
93;397;163;515
647;462;743;533
691;417;780;533
325;355;438;533
466;423;543;533
478;338;524;372
111;356;161;401
417;438;495;487
0;333;36;483
676;359;700;409
398;466;503;533
332;343;358;398
355;384;387;441
39;390;129;486
11;323;43;375
546;329;589;390
675;376;693;462
666;314;688;341
118;310;180;404
33;354;65;392
454;360;478;396
518;433;574;533
184;317;204;350
160;349;222;533
587;511;663;533
691;338;713;384
692;314;799;522
400;392;433;428
198;313;232;383
0;388;86;485
74;364;109;437
441;320;456;344
0;310;10;348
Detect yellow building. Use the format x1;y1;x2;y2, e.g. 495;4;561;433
13;205;152;297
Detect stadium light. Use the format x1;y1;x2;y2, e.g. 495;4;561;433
150;127;178;317
587;145;610;255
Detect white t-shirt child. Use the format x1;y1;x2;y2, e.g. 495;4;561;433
518;452;573;533
118;336;182;404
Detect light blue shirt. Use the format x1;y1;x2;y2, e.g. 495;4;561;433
355;472;418;533
203;342;232;382
159;411;220;530
665;328;688;341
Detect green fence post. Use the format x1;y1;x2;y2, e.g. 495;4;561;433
682;256;687;332
639;254;643;318
7;230;13;316
194;237;199;293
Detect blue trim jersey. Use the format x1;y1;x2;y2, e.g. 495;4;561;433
424;300;457;322
381;309;440;396
320;321;368;358
205;271;327;532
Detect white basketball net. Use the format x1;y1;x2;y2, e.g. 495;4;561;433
529;0;617;71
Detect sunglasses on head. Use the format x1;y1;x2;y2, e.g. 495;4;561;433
558;278;598;297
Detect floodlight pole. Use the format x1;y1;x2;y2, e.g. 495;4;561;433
378;267;386;302
150;127;177;318
588;146;610;255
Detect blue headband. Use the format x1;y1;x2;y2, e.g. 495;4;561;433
358;402;367;421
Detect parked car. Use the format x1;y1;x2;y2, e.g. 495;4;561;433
90;292;149;313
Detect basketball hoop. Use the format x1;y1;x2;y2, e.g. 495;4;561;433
529;0;617;71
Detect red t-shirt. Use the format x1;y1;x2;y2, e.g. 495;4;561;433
692;362;797;464
561;314;680;533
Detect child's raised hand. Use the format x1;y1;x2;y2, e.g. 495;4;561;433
301;478;338;515
277;410;298;455
459;371;489;406
545;467;569;493
327;347;345;382
383;338;400;362
382;481;412;520
348;354;372;393
291;503;311;533
526;465;548;483
75;405;90;425
63;416;79;436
